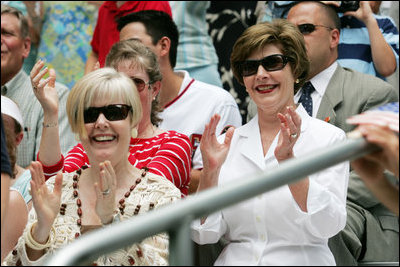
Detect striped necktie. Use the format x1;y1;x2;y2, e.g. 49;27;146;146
298;81;315;116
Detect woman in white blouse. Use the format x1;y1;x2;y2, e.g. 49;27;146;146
191;19;349;266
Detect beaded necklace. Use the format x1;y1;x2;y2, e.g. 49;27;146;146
59;165;151;239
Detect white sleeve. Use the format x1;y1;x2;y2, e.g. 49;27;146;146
294;130;349;239
191;211;227;245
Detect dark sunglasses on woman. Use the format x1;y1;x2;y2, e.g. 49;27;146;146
84;104;132;124
297;23;333;35
237;54;292;77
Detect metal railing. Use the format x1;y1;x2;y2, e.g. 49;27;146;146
45;136;380;266
358;262;399;266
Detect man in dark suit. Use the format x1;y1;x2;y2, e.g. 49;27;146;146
248;1;398;265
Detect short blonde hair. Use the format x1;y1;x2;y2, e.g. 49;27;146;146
231;19;309;93
66;68;142;139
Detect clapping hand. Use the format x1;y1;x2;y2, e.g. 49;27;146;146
30;60;59;116
198;114;234;190
201;114;234;172
94;161;117;224
29;162;63;243
275;106;301;162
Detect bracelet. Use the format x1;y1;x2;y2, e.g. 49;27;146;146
24;222;54;251
42;121;58;128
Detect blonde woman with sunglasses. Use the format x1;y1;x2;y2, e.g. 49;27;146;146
3;68;181;265
30;40;192;197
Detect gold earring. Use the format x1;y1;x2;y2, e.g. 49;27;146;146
295;79;300;84
131;128;138;138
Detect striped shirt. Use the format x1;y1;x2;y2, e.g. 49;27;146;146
338;14;399;79
39;131;192;197
257;2;399;79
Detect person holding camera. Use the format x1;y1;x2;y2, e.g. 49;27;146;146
330;1;399;79
256;1;399;80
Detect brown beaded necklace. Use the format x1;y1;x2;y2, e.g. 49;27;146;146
59;165;152;239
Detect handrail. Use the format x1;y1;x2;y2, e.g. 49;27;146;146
358;262;400;266
45;136;378;266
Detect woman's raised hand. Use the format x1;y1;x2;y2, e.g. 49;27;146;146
30;60;59;115
275;106;301;162
29;161;63;243
94;161;117;224
200;114;235;173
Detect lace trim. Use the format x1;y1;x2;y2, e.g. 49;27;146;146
4;172;180;265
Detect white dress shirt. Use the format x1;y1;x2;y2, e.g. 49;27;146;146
294;62;337;118
191;105;349;266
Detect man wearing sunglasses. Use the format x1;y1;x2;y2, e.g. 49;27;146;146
256;1;399;80
283;1;398;266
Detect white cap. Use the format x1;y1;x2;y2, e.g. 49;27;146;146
1;96;24;128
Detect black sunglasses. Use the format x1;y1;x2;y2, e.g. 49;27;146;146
297;23;334;35
131;77;151;92
83;104;132;124
237;54;291;77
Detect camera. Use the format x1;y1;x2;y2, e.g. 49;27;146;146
334;1;360;13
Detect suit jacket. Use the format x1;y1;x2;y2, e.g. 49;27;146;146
320;65;399;264
316;64;398;133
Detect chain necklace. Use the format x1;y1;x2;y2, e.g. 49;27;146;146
59;166;151;239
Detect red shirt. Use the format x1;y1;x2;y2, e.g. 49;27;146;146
91;1;172;67
39;131;191;197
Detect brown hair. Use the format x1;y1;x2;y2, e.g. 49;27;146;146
106;39;163;126
2;115;17;178
231;19;309;93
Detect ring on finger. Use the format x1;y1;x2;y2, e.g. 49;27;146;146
290;133;298;139
102;188;110;196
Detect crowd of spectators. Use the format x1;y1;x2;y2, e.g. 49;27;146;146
1;1;398;266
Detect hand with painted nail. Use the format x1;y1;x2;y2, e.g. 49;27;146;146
350;123;399;215
30;60;59;116
275;106;301;162
29;161;63;243
351;123;399;179
94;161;117;224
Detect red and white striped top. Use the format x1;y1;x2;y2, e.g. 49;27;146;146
39;131;192;197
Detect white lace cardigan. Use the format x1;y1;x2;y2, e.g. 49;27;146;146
3;171;181;266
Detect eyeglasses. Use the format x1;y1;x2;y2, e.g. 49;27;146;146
297;23;334;35
83;104;132;124
237;54;291;77
131;77;151;92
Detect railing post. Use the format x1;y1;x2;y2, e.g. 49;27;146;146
168;215;194;266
